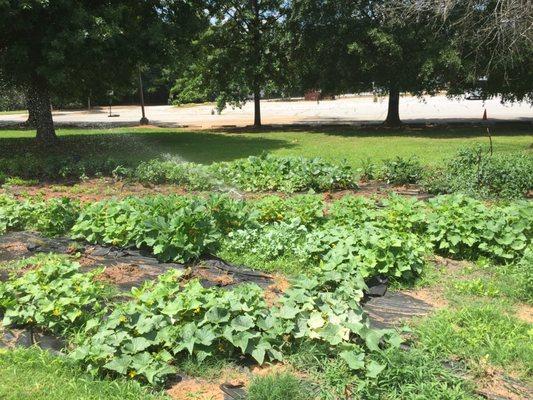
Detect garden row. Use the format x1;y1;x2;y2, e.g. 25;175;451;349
1;193;531;268
0;192;531;387
1;148;532;197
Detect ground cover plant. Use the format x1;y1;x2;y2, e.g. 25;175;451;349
416;303;533;379
0;189;531;398
0;255;110;336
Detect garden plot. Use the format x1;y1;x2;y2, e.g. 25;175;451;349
0;154;532;399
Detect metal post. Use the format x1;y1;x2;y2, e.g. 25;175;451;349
139;67;149;125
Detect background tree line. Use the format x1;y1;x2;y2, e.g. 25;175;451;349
0;0;531;143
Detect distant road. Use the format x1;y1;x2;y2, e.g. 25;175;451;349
1;95;532;129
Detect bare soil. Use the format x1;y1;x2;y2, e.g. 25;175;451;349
1;178;432;203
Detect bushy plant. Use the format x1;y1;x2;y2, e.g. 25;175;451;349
0;194;31;234
251;195;325;227
0;255;108;335
328;195;377;225
223;220;308;262
134;159;215;190
71;196;220;263
212;154;357;192
29;197;81;237
0;195;80;236
300;224;428;280
0;155;123;182
426;195;532;261
422;147;533;199
380;157;423;185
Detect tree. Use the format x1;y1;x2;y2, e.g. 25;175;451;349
176;0;286;127
285;0;366;97
388;0;533;103
287;0;461;125
0;0;200;144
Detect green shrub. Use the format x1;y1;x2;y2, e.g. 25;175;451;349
212;154;357;192
250;196;287;223
359;158;379;181
380;156;423;185
0;195;80;237
426;195;532;261
423;147;533;199
247;373;310;400
134;159;215;190
222;220;307;263
328;195;376;225
29;197;81;237
71;196;220;263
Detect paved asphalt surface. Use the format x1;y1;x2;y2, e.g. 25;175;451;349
1;94;532;128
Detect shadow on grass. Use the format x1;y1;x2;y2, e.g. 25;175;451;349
213;121;533;139
0;130;295;165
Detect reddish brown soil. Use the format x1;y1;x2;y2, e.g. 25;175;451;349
1;178;189;203
1;178;430;203
167;379;225;400
405;287;449;310
0;240;29;261
166;366;248;400
515;304;533;324
94;264;147;286
193;267;235;287
473;363;533;400
264;274;291;307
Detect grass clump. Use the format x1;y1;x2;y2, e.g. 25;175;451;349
416;304;533;378
356;348;478;400
0;348;167;400
247;372;310;400
288;343;477;399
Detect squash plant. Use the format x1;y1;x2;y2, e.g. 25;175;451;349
0;255;109;335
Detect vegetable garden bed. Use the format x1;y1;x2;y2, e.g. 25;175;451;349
0;188;531;399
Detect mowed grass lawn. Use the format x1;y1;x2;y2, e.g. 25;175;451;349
0;124;531;166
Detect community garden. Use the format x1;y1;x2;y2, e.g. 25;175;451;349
0;125;532;399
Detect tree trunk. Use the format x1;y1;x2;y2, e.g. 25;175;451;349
28;80;57;144
251;0;261;128
25;93;38;128
253;88;261;127
385;86;401;126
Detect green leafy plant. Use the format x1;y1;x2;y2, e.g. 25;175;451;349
72;257;400;386
212;154;357;193
422;147;533;199
0;255;109;335
300;224;428;280
426;195;531;261
71;196;220;263
0;195;80;236
380;156;423;185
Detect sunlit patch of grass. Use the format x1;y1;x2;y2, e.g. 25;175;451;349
0;348;168;400
415;303;533;378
